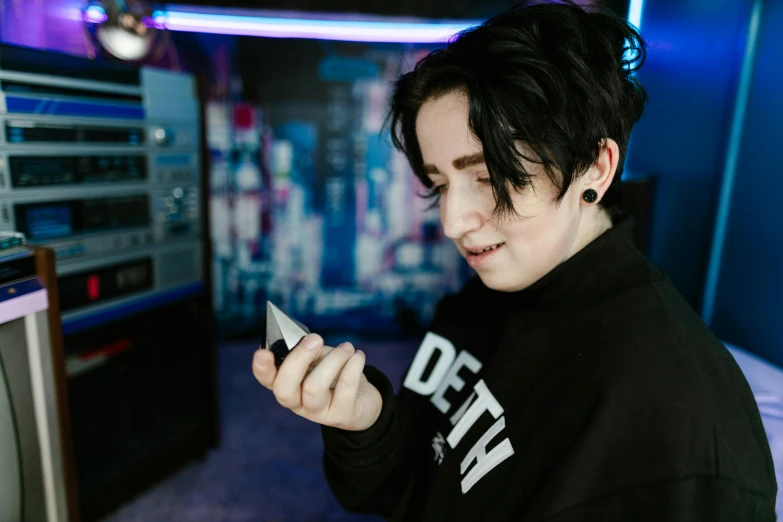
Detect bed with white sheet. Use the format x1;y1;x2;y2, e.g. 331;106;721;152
726;344;783;520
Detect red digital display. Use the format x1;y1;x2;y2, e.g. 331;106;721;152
58;258;153;312
87;274;101;301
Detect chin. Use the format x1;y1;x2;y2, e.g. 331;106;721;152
477;272;531;293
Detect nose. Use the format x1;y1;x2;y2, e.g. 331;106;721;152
440;187;485;240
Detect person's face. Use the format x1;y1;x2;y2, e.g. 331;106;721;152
415;90;612;292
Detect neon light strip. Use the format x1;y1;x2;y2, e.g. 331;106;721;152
701;0;764;326
627;0;644;30
150;10;481;43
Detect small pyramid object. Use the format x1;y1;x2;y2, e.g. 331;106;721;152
265;301;310;366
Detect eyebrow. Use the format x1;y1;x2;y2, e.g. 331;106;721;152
423;152;485;174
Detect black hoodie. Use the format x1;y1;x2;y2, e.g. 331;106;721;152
321;216;778;521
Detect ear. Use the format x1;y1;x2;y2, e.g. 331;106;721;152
580;138;619;203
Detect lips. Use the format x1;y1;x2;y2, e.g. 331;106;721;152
466;242;504;255
464;242;505;269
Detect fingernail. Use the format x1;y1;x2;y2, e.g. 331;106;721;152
340;343;354;353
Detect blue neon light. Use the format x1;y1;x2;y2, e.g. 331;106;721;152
622;0;645;72
701;0;764;326
627;0;644;30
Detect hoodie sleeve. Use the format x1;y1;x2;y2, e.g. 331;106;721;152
321;365;419;518
320;289;476;518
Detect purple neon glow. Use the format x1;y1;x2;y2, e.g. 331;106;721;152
83;5;108;24
151;10;481;43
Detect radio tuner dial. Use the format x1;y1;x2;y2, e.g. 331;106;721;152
153;127;174;147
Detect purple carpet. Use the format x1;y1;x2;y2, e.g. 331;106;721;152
101;335;420;522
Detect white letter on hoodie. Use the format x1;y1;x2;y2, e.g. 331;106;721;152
460;416;515;493
430;350;482;414
446;380;503;448
403;332;456;396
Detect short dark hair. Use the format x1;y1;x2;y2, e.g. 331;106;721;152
388;0;647;219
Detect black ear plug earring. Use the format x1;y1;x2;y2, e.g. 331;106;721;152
582;189;598;203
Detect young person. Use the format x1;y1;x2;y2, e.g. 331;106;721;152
252;1;778;520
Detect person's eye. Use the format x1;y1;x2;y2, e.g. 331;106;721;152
431;184;448;194
477;178;492;186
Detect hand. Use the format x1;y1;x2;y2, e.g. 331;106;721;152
252;333;383;431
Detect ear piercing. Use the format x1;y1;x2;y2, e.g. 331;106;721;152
582;189;598;203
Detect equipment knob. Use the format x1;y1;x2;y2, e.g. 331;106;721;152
153;127;173;146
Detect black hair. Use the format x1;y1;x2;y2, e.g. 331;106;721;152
388;0;647;219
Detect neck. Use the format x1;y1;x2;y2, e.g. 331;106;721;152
568;206;613;261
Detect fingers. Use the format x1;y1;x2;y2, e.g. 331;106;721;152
252;347;277;390
252;334;329;391
252;333;368;429
330;349;367;423
273;333;329;409
300;343;356;412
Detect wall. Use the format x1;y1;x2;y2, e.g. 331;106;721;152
627;0;782;368
711;0;783;368
625;0;754;307
0;0;88;56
